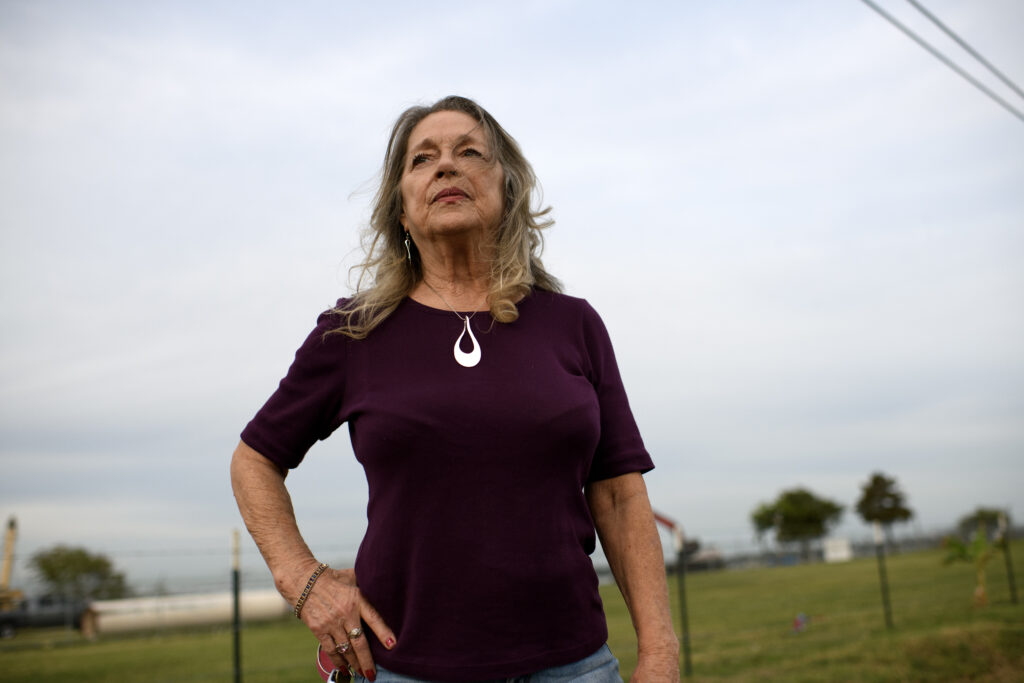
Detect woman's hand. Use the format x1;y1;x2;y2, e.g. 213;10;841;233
297;566;396;681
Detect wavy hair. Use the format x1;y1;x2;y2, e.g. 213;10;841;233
331;95;561;339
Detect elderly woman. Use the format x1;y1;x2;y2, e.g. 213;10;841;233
230;96;678;683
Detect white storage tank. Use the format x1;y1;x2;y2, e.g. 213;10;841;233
81;589;290;637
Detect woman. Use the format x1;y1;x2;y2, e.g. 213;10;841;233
231;96;678;682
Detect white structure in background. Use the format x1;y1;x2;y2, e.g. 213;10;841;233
824;537;853;563
81;589;289;637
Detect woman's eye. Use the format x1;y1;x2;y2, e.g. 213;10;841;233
410;154;429;167
462;147;482;158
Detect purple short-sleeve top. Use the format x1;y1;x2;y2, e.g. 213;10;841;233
241;289;653;681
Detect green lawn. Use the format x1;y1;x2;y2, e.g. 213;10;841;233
1;542;1021;682
607;541;1023;681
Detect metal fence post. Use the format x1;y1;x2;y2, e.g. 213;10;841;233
653;512;693;678
677;539;693;677
233;529;242;683
873;522;894;630
999;513;1018;604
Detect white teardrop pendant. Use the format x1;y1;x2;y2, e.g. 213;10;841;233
453;316;481;368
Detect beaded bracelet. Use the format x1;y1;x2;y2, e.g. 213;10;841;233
293;562;329;619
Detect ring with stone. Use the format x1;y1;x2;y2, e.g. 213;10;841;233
335;641;351;654
347;627;364;640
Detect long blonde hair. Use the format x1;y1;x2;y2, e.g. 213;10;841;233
331;96;561;339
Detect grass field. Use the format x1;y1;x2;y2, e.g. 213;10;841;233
1;541;1021;682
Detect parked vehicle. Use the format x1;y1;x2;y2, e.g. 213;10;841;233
0;595;87;638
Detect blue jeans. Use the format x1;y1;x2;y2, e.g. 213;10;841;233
357;644;623;683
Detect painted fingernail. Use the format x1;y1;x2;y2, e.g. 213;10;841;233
366;669;377;682
385;637;396;648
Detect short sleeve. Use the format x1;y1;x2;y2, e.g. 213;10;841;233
579;302;654;482
240;305;349;470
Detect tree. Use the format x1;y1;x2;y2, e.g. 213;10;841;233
29;546;130;601
943;521;999;607
855;472;913;547
957;507;1007;541
942;508;1012;606
751;488;844;561
751;503;777;543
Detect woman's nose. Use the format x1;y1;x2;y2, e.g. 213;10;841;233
435;154;459;178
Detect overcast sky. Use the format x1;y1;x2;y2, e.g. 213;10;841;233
2;0;1022;594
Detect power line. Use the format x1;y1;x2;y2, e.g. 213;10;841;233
905;0;1024;102
858;0;1024;123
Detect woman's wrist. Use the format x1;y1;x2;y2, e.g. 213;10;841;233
274;556;324;604
637;629;681;656
293;562;329;618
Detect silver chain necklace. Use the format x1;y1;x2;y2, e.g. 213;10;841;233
422;281;482;368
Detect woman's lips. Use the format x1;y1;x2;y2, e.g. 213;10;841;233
433;187;468;203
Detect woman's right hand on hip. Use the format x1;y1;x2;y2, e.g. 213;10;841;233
299;567;396;682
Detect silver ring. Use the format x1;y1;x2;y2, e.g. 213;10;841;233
335;641;351;654
347;626;364;640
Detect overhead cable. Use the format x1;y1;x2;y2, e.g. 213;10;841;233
859;0;1024;123
905;0;1024;101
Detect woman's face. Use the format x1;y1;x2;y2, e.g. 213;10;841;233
399;110;505;245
